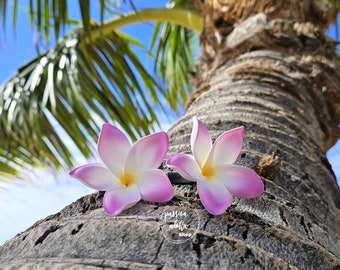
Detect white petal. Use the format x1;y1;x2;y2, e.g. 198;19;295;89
69;163;121;191
167;154;205;182
207;126;244;165
103;185;141;216
191;117;212;167
137;169;174;202
197;179;233;215
216;164;264;198
98;123;131;177
125;132;168;173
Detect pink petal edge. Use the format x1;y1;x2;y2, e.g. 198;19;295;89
137;169;174;202
207;126;244;165
216;164;264;198
97;123;131;177
191;117;212;168
197;179;233;215
166;153;205;182
103;185;141;216
69;163;121;191
125;132;169;172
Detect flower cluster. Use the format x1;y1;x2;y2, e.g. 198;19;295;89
70;117;264;216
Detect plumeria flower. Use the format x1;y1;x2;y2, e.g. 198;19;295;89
69;123;174;216
167;117;264;215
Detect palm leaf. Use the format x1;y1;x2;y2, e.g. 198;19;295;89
0;29;157;177
1;0;96;42
148;0;201;110
149;22;198;110
0;6;203;180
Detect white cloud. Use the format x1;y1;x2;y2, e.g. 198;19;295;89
0;171;92;245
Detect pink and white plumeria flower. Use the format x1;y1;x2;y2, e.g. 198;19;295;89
167;117;264;215
70;123;174;216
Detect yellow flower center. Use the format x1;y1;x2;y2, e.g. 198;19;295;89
119;171;137;187
201;164;215;180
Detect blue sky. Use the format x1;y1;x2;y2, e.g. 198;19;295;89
0;1;339;245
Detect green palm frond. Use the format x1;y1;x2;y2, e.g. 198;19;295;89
326;0;340;9
150;22;198;110
0;28;160;178
1;0;94;42
149;0;201;110
0;6;203;180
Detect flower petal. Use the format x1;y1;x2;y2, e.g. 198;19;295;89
167;154;205;182
98;123;131;176
191;117;212;167
125;132;169;172
208;126;244;165
137;169;174;202
216;164;264;198
103;185;141;215
69;163;121;191
197;179;233;215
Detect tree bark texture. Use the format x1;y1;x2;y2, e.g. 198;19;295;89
1;0;340;269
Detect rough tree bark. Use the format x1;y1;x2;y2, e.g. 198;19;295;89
1;0;340;269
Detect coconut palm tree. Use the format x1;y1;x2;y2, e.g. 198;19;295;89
1;0;340;269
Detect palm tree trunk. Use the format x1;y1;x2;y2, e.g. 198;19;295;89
1;0;340;269
167;50;340;268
